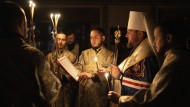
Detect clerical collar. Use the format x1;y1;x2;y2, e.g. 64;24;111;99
93;46;103;53
57;48;64;54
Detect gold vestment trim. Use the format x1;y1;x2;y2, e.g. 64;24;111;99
118;38;153;73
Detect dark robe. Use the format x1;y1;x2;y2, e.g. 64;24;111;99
0;32;61;107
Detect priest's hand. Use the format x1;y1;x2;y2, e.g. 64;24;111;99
97;68;107;75
110;64;121;79
77;72;94;79
108;91;120;104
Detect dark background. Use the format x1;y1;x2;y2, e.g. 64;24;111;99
1;0;190;63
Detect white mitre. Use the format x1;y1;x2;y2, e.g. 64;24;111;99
128;11;146;31
128;11;156;54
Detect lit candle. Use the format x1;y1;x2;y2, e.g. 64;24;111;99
50;14;55;27
56;14;60;34
50;13;60;34
94;56;99;71
29;1;35;20
55;14;58;33
28;0;36;47
105;72;110;91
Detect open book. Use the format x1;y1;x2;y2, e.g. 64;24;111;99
57;56;79;81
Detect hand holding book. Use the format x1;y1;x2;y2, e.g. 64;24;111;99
57;56;79;81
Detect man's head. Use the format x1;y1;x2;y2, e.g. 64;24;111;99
90;27;105;49
126;30;147;48
67;32;75;45
55;33;67;49
153;18;187;55
0;1;27;38
126;11;147;48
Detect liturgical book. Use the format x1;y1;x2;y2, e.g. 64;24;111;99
57;56;79;81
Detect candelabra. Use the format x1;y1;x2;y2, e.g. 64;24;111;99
50;13;61;40
50;13;61;59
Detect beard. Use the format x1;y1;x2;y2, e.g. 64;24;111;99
91;43;103;50
127;42;133;49
57;43;65;50
92;45;100;50
156;48;165;58
67;42;75;50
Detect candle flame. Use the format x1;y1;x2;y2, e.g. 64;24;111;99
50;14;53;18
94;57;98;62
33;3;36;8
29;1;35;7
105;72;109;79
29;1;32;7
58;14;60;18
50;13;61;35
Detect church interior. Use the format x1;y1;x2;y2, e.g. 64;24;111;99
1;0;190;63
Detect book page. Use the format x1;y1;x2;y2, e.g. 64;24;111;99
57;56;79;81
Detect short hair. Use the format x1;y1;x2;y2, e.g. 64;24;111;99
156;17;188;44
66;29;75;36
0;1;24;30
90;27;106;36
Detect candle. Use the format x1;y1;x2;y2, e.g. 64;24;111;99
50;13;61;35
29;1;35;20
28;0;36;47
50;14;55;27
94;56;99;71
105;72;110;91
56;14;60;34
